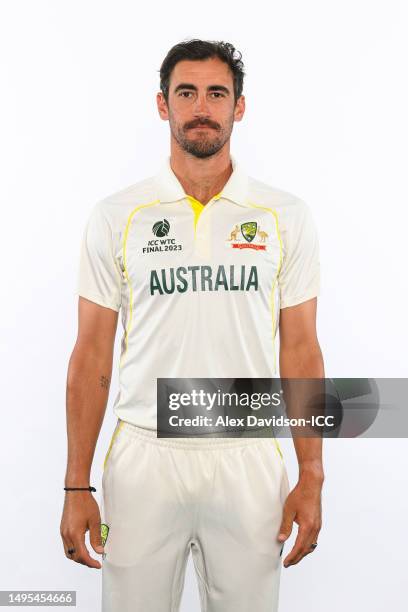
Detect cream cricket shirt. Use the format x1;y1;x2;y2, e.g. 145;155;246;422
76;155;320;429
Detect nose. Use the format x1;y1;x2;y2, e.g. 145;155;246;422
193;93;210;116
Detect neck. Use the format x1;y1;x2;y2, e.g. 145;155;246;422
169;141;233;206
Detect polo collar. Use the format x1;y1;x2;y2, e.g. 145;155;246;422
154;154;249;207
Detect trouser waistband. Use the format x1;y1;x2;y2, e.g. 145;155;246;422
117;418;279;450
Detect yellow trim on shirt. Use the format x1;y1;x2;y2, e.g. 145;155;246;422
103;420;125;470
186;195;204;235
186;193;222;237
120;199;161;368
247;203;283;375
273;437;283;459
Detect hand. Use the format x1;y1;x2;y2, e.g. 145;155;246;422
60;492;104;569
277;471;323;568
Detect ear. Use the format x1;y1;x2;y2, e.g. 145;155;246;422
157;91;169;121
234;95;245;122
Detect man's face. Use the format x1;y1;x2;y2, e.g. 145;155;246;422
157;56;245;159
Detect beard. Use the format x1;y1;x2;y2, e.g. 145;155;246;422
170;115;234;159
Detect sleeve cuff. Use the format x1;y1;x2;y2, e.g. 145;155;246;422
77;290;121;312
280;289;320;309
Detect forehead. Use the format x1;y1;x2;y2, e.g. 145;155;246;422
170;57;233;88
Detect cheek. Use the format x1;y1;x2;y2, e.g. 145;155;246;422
220;114;235;131
168;108;186;127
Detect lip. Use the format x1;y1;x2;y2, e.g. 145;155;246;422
191;126;213;129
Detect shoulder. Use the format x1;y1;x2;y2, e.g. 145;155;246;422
246;175;315;234
247;175;309;215
91;176;160;232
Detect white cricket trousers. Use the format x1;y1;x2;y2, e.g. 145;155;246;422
100;418;290;612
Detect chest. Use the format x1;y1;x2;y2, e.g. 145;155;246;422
118;200;282;296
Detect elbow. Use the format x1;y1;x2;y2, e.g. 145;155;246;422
279;341;325;378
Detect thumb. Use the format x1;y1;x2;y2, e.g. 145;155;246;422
277;507;295;542
89;521;104;554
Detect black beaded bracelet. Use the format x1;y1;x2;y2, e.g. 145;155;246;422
64;486;96;492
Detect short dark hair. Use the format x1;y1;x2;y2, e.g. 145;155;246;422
159;39;245;104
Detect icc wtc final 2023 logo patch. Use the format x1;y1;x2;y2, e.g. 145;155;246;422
226;221;269;250
152;219;170;237
142;219;183;254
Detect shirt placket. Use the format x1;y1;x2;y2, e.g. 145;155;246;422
186;195;221;259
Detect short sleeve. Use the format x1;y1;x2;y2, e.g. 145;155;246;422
76;203;122;311
278;199;321;309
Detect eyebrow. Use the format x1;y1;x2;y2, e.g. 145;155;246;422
173;83;230;95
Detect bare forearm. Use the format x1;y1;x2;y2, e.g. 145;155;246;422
279;342;324;378
64;342;113;486
280;343;325;479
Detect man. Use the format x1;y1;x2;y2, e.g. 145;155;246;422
60;39;324;612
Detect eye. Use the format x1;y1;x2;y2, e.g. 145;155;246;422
211;92;225;98
178;91;193;98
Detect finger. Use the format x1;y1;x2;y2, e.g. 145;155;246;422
285;525;321;567
277;505;295;543
299;525;321;556
305;527;321;555
60;533;76;561
89;521;104;555
71;534;102;569
63;542;76;560
283;524;315;567
309;527;320;547
288;542;315;566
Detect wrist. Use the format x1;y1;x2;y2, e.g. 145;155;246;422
64;480;91;488
65;470;91;488
299;460;324;483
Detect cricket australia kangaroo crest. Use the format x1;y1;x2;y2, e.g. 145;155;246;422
227;221;270;250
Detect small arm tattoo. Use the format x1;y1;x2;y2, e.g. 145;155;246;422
100;375;110;389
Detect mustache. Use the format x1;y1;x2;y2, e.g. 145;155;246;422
185;119;220;130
